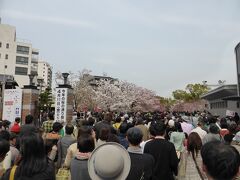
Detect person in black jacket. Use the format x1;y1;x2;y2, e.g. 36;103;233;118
126;127;154;180
144;120;178;180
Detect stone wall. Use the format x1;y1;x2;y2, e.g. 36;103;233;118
21;88;39;124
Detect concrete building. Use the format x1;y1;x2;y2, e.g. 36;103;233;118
83;74;117;89
0;23;39;87
37;61;52;90
201;84;240;117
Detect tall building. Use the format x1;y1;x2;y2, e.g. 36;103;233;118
37;61;52;90
0;23;39;87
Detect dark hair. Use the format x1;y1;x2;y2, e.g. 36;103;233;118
115;116;121;123
52;122;63;132
77;126;92;139
0;130;10;141
135;118;144;125
15;117;21;123
127;127;143;146
107;133;120;143
209;123;220;134
19;133;48;177
2;120;11;128
187;132;202;159
0;138;10;162
88;117;95;126
25;115;34;124
99;128;109;141
201;141;240;180
104;113;113;122
149;122;156;137
77;134;95;153
65;125;74;135
10;132;17;141
220;120;228;129
48;112;54;120
82;120;89;126
119;123;129;134
150;120;166;136
175;122;183;132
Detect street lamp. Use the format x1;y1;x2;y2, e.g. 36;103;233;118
218;80;226;85
202;80;226;87
202;81;207;85
62;73;69;85
37;78;44;92
28;74;36;86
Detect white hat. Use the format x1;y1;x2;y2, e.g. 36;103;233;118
88;142;131;180
168;120;175;127
181;116;189;122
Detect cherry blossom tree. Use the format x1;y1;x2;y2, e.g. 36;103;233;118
55;69;97;111
171;100;207;112
94;79;162;112
55;70;163;112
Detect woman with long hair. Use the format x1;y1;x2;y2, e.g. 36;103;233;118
178;132;207;180
170;121;185;156
1;132;55;180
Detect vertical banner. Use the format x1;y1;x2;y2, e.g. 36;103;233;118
2;89;22;122
55;88;68;122
235;43;240;96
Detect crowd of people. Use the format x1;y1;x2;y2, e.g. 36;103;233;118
0;110;240;180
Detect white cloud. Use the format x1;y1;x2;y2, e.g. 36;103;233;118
2;10;97;29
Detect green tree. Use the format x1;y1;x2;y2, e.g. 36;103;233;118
158;96;176;110
172;83;209;102
39;87;53;112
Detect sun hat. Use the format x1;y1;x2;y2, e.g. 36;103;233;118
88;142;131;180
168;119;175;127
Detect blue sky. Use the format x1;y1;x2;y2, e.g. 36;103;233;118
1;0;240;96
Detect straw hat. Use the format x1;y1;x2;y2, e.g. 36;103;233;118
88;142;131;180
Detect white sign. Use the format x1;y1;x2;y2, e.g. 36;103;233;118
226;110;235;117
2;89;22;122
55;88;68;122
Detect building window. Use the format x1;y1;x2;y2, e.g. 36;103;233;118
6;43;9;49
15;67;28;75
5;65;7;69
16;56;29;65
32;51;39;55
5;54;8;59
210;101;227;109
0;42;2;47
237;102;240;108
17;45;30;55
0;53;1;58
224;101;228;108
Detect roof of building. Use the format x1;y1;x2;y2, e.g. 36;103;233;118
201;84;238;101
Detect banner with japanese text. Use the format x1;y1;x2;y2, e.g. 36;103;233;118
2;89;22;122
55;88;68;122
